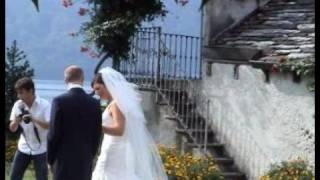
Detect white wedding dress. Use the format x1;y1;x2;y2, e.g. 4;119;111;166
91;66;168;180
92;108;140;180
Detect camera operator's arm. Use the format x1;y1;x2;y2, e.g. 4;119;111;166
9;102;22;132
31;101;51;129
31;117;49;129
9;118;22;132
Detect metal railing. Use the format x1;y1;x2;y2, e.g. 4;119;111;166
119;27;201;89
119;27;209;152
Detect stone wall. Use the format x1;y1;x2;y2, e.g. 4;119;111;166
192;63;314;179
140;91;178;147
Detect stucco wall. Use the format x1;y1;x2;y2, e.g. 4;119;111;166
140;91;178;147
192;63;314;179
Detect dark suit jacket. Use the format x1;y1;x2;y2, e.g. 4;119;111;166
47;88;102;180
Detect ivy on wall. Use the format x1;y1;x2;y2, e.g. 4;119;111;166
275;58;315;92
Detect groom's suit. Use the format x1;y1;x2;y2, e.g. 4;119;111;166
47;87;102;180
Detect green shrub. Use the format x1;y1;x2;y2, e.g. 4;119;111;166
260;158;314;180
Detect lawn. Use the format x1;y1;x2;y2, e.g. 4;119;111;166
5;163;53;180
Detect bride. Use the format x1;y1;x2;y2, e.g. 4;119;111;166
91;67;168;180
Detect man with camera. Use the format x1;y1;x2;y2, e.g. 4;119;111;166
9;77;51;180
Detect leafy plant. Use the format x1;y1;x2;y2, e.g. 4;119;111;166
78;0;167;70
260;158;315;180
275;57;315;91
5;139;17;163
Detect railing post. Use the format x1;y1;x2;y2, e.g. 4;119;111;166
204;99;209;154
155;27;162;88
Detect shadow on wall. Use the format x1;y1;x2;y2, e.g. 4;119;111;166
268;72;314;97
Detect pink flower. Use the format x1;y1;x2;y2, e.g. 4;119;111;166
68;32;76;37
78;7;88;16
178;0;188;6
62;0;73;8
89;51;98;58
279;57;286;63
80;46;89;52
271;65;279;73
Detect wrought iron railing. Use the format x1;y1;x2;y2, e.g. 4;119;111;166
119;27;201;89
119;27;214;155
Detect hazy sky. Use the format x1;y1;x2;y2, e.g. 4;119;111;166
5;0;201;80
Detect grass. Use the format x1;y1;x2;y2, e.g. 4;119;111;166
5;163;53;180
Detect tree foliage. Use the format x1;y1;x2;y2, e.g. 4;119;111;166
79;0;167;70
5;40;34;124
31;0;39;12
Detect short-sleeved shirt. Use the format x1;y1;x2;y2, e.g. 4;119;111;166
10;95;51;155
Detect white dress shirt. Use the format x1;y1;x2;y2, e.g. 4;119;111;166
10;95;51;155
67;83;83;90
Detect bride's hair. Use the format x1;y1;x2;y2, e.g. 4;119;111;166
91;73;105;88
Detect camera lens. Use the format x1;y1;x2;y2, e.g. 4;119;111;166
24;117;31;124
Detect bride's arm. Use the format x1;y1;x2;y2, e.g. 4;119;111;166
102;103;125;136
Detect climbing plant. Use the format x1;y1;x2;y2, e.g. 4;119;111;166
79;0;167;70
275;58;315;92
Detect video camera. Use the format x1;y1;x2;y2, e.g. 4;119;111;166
17;104;42;150
18;104;31;124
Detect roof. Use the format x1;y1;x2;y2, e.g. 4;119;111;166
210;0;315;64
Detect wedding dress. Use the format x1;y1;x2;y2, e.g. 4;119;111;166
92;107;140;180
91;67;168;180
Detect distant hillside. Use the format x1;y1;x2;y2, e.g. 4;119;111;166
5;0;201;80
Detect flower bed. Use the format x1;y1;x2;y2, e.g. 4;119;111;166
260;158;314;180
6;139;17;163
158;145;223;180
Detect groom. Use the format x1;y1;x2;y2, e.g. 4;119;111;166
47;65;102;180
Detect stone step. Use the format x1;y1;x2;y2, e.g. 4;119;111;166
161;90;192;103
222;172;247;180
167;116;207;130
175;128;214;143
176;128;211;133
165;114;204;121
214;157;234;166
186;142;223;148
175;128;215;142
159;86;247;180
170;102;197;112
156;101;169;106
161;89;188;97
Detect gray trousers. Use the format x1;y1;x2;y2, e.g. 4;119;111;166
10;150;48;180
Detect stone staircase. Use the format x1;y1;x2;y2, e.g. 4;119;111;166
157;89;247;180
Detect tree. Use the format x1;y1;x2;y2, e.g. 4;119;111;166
31;0;39;12
79;0;167;71
5;40;34;130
